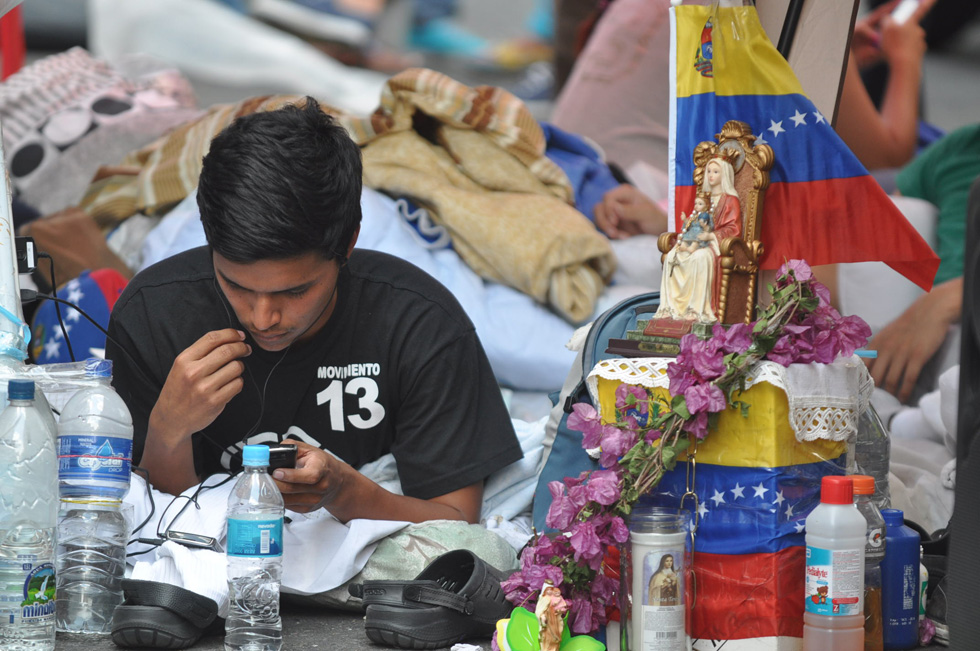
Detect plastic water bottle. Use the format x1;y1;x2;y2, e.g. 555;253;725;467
0;379;58;651
57;358;133;501
854;406;890;510
853;475;886;651
880;509;919;650
55;502;128;635
55;358;133;635
803;475;866;651
225;445;284;651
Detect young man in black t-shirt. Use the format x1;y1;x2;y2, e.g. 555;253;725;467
106;98;522;524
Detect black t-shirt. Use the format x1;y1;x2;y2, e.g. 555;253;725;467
106;247;522;500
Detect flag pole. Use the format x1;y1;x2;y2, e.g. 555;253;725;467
776;0;806;58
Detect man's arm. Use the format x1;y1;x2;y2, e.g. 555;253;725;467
272;441;483;523
866;277;963;403
140;329;251;495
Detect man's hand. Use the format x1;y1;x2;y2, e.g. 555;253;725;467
866;277;962;403
149;329;251;446
594;185;667;240
270;441;344;513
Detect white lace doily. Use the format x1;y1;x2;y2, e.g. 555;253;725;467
586;355;874;442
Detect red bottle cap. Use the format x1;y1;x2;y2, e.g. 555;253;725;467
820;475;854;505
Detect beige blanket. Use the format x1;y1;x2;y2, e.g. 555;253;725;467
77;69;615;321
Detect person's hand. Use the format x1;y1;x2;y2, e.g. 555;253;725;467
866;277;962;403
851;0;935;70
594;184;667;240
149;329;251;443
271;440;345;513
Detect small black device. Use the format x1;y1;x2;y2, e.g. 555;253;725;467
15;236;36;274
165;530;222;552
268;443;297;470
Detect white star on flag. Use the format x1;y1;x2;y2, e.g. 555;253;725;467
785;503;795;518
53;324;72;341
65;308;81;323
698;502;709;518
731;483;745;500
43;338;61;359
767;119;785;138
794;522;806;533
66;288;85;305
752;483;768;499
773;490;786;507
754;132;768;145
710;489;726;506
790;109;807;127
813;111;826;124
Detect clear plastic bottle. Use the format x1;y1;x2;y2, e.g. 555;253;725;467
854;406;891;510
803;475;866;651
0;379;58;651
225;445;284;651
55;502;128;635
880;509;919;650
853;475;886;651
55;358;133;635
57;358;134;501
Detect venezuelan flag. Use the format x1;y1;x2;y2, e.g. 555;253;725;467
670;4;939;291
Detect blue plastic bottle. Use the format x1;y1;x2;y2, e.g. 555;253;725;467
880;509;919;649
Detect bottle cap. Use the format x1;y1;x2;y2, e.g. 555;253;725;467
851;474;875;495
84;358;112;379
7;379;34;400
242;444;271;467
881;508;905;527
820;475;853;504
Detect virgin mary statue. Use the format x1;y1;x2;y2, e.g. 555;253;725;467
656;155;741;322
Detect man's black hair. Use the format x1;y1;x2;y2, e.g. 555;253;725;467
197;97;362;263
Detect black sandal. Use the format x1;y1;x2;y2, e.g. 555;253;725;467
111;579;222;649
349;549;513;649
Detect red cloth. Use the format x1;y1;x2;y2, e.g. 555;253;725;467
691;547;805;640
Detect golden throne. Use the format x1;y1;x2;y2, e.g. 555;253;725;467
657;120;774;325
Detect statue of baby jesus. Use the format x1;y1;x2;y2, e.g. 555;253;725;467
675;192;714;253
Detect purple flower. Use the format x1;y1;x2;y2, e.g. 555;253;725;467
645;429;664;443
523;563;564;592
683;382;726;415
714;322;753;354
767;334;797;366
569;520;604;568
545;481;579;530
598;427;637;469
586;469;621;506
567;482;590;510
568;403;603;449
682;411;710;439
836;314;872;356
568;597;595;635
686;336;726;380
668;368;697;397
601;514;630;544
615;384;649;413
592;573;617;602
809;328;839;364
778;259;813;283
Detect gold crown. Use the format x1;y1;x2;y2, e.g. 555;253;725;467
710;147;741;166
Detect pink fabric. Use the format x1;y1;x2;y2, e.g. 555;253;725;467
551;0;672;173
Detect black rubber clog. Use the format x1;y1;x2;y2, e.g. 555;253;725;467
111;579;222;649
349;549;513;650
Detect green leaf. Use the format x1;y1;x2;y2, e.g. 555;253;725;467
506;607;540;651
563;635;607;651
671;397;691;420
661;444;678;468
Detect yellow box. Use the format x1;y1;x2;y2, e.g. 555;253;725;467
595;378;846;468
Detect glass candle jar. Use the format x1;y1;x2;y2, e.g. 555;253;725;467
620;507;692;651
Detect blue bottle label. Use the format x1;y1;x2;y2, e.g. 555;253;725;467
58;435;132;482
227;518;283;557
805;545;864;616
